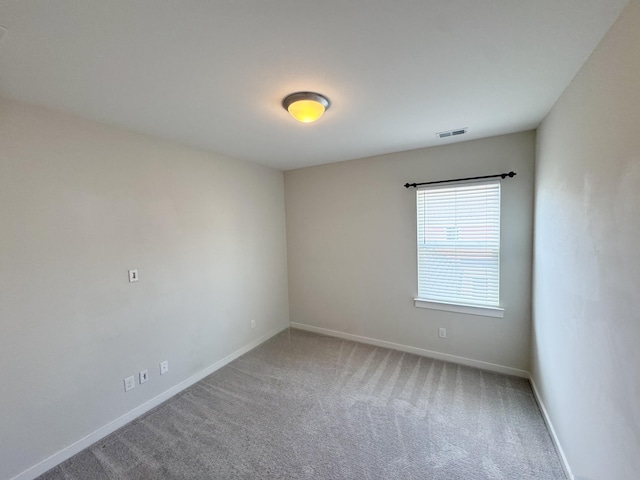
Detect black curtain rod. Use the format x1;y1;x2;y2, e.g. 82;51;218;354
404;171;516;189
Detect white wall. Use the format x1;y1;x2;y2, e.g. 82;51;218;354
532;0;640;478
0;98;289;480
285;132;535;373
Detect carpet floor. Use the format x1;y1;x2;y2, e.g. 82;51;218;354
37;328;566;479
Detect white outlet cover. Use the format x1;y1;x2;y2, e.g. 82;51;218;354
124;375;135;392
160;360;169;375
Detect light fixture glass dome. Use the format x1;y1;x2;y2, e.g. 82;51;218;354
282;92;330;123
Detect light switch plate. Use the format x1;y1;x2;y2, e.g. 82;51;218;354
128;269;139;282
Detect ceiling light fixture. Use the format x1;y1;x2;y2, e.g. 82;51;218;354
282;92;330;123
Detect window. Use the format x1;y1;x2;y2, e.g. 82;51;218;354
415;180;503;317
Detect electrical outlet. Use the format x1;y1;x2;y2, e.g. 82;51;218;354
438;327;447;338
251;319;256;329
124;375;135;392
160;360;169;375
139;369;149;384
128;269;139;283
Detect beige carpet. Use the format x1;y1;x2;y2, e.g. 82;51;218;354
38;328;566;479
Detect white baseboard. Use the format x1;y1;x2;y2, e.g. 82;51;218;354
529;376;574;480
11;326;287;480
289;322;529;378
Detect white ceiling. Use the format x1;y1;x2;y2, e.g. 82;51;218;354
0;0;630;170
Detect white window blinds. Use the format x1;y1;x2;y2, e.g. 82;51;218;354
416;180;501;308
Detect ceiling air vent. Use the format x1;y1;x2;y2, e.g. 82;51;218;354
436;128;468;139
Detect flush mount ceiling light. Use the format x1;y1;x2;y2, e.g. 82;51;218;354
282;92;330;123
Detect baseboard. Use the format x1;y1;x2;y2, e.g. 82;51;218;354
529;376;575;480
11;325;288;480
289;322;529;378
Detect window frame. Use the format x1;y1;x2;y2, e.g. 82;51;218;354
413;179;505;318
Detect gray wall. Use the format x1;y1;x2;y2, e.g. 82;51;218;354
0;98;289;480
532;0;640;478
285;132;535;372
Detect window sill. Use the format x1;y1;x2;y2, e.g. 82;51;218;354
413;298;504;318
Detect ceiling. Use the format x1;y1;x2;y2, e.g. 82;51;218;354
0;1;630;170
